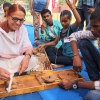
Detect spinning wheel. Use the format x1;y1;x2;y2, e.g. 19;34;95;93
42;75;56;83
58;71;78;80
36;53;45;57
0;69;84;98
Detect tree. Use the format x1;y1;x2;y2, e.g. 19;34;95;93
0;0;12;4
25;0;29;4
0;0;5;4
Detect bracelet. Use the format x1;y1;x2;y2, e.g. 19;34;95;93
25;53;31;58
72;7;76;11
73;54;79;56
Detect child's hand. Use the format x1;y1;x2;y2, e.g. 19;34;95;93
59;79;74;90
37;44;45;52
41;21;46;33
73;55;82;72
65;0;75;9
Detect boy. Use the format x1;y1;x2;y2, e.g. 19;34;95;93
36;9;62;48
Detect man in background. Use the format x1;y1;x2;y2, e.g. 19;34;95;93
30;0;50;45
75;0;94;30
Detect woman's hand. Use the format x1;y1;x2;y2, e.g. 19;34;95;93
0;67;10;81
33;48;38;54
73;55;82;72
18;56;30;75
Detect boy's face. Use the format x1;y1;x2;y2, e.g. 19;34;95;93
42;12;52;25
90;19;100;37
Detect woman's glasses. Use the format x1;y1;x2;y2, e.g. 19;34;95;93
10;15;25;23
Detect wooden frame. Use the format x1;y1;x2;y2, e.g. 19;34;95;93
0;69;85;98
34;48;53;71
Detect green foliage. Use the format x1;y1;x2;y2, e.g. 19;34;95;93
0;0;30;11
0;0;12;4
5;0;12;3
25;0;29;4
58;0;66;5
0;0;4;4
0;0;30;5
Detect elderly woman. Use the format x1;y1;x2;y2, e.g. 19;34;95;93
0;4;37;81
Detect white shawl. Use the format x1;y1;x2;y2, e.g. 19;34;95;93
0;25;32;58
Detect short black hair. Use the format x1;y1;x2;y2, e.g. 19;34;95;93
41;9;51;18
3;2;12;9
90;8;100;21
60;10;72;19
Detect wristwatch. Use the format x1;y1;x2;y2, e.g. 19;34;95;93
72;81;78;89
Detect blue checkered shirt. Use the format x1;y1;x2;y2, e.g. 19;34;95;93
69;31;100;50
77;0;94;9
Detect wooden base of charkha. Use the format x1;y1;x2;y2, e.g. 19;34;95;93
0;69;85;98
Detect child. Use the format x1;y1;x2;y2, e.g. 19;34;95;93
34;9;62;48
59;7;100;100
37;0;81;66
1;2;12;21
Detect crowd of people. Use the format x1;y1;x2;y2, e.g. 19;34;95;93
0;0;100;100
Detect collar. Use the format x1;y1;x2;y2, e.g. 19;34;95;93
52;19;56;26
47;19;56;27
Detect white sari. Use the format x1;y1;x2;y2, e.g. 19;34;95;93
0;24;37;73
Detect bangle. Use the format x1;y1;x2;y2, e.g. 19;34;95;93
73;54;79;56
25;53;31;58
72;7;76;11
